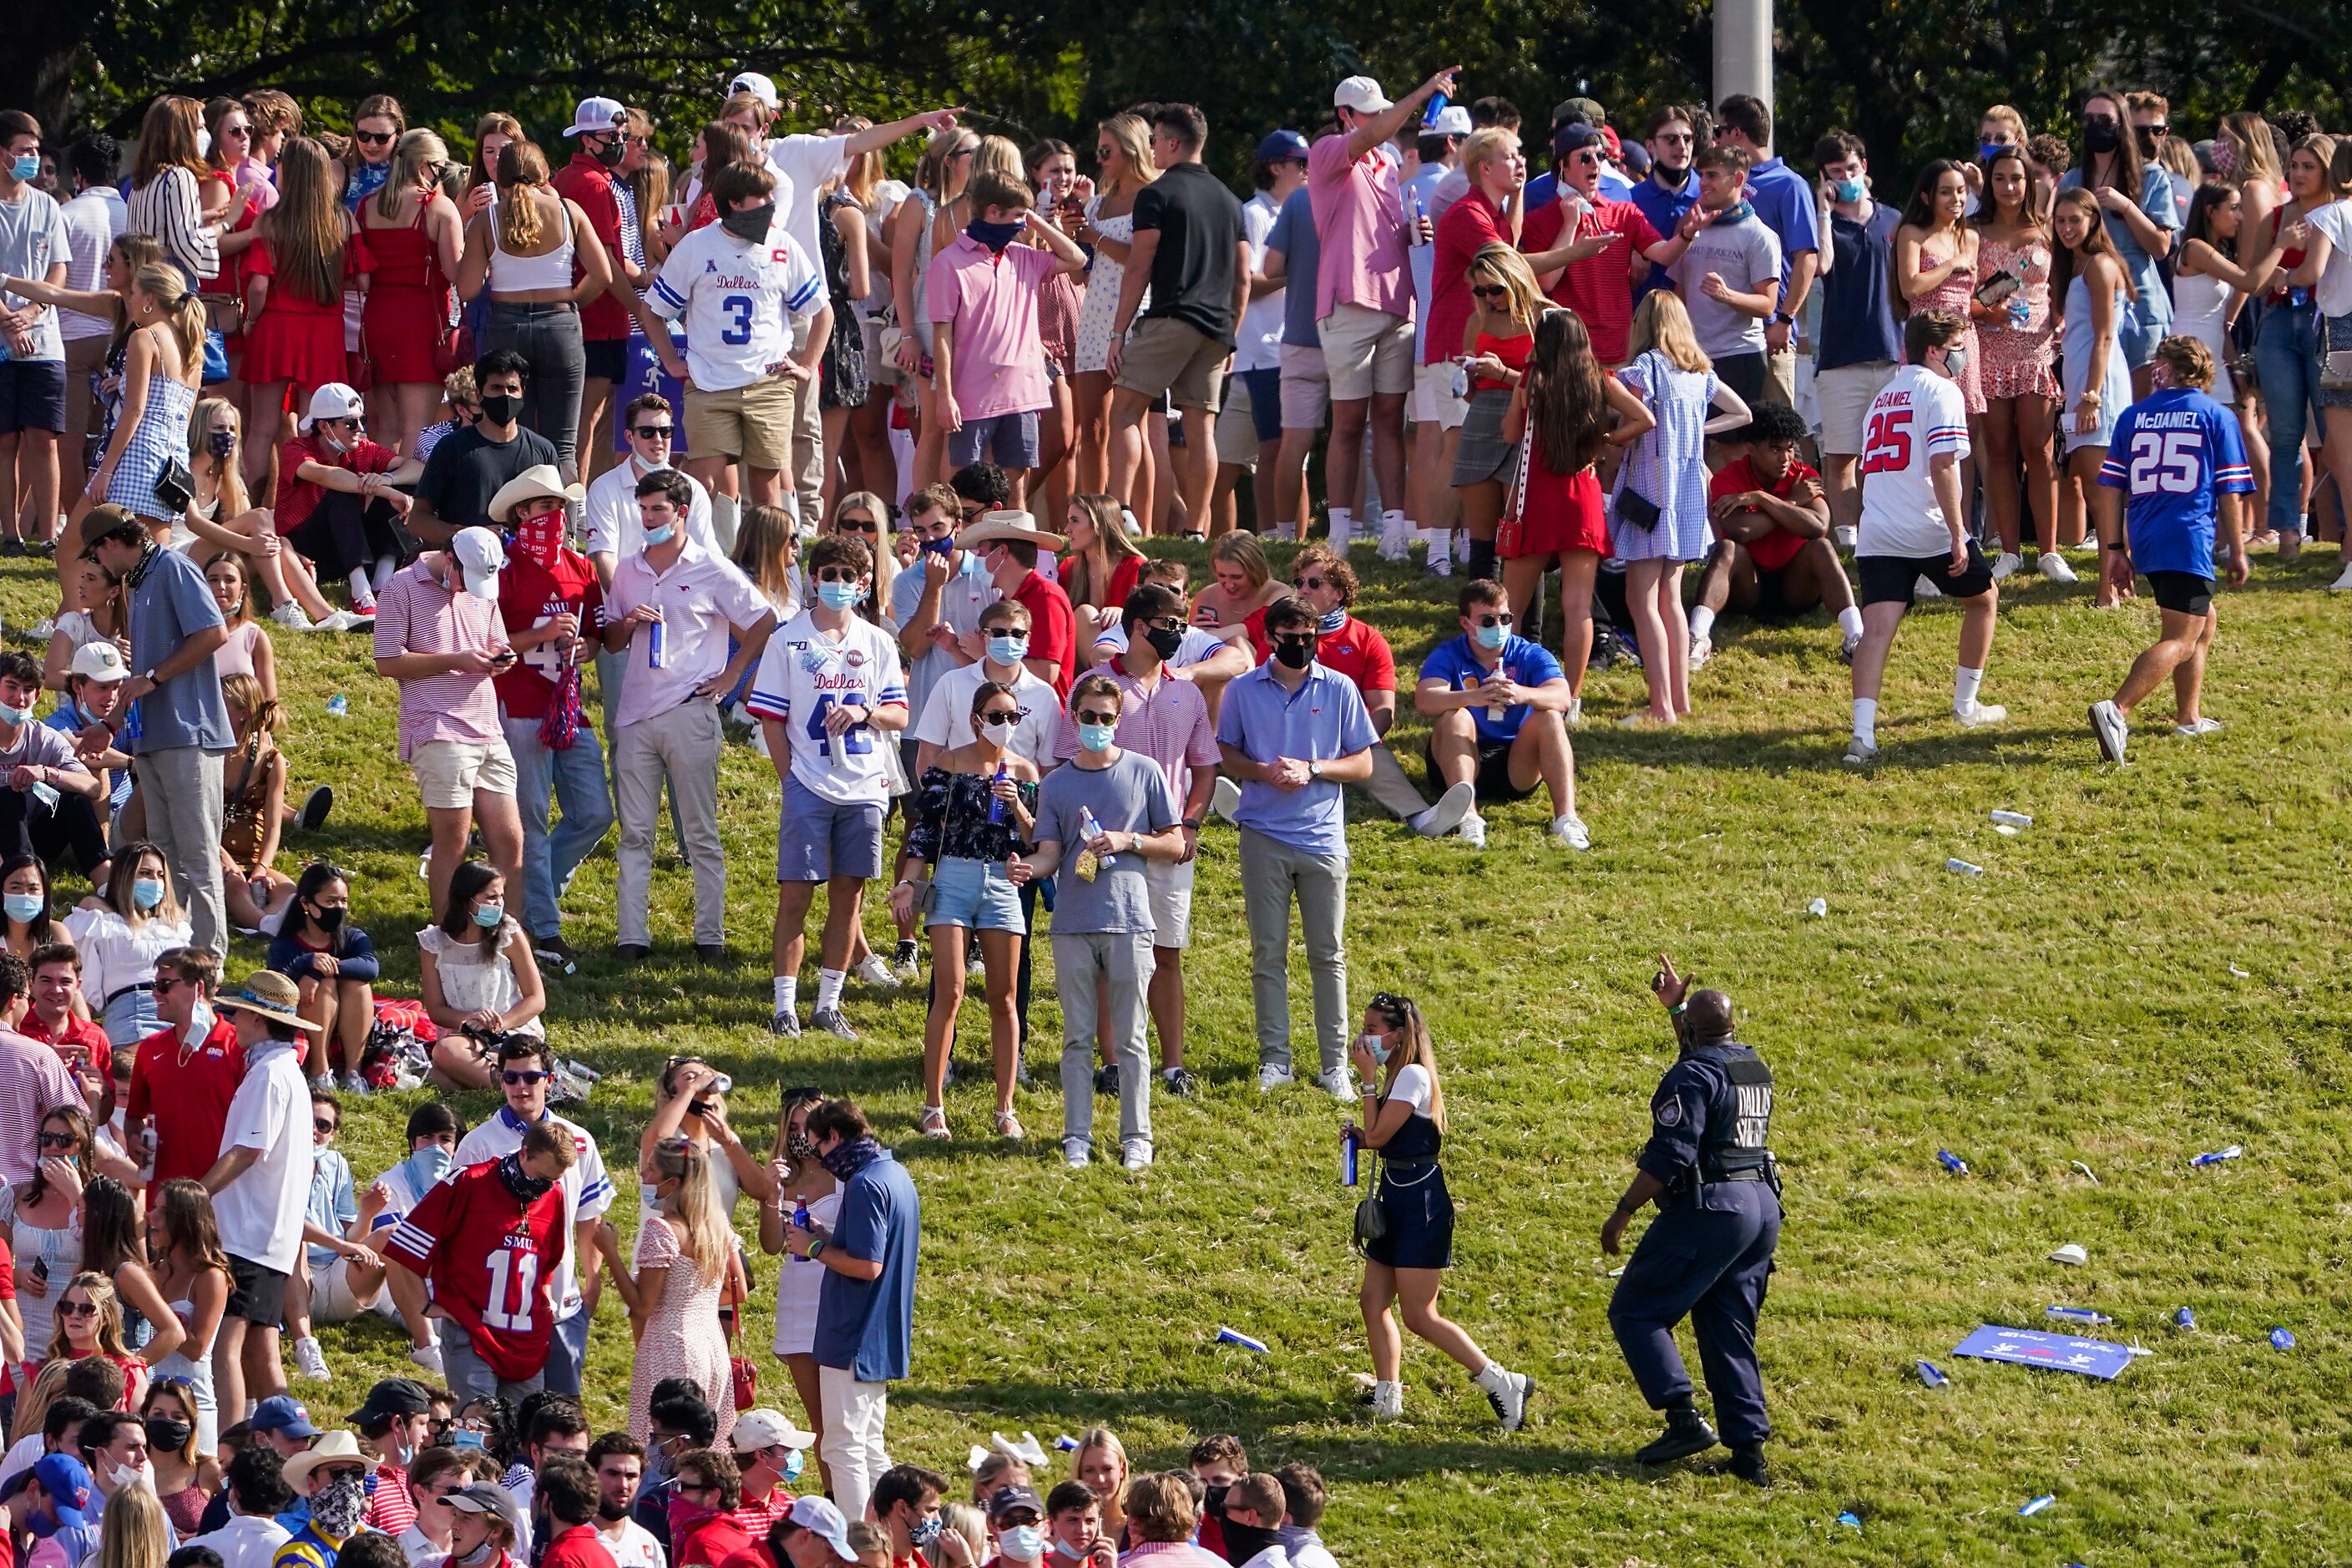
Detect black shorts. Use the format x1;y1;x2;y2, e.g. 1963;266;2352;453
1429;738;1536;803
2146;569;2214;615
225;1252;290;1328
1713;352;1768;408
583;336;630;383
1857;541;1995;606
0;360;68;436
1750;559;1798;620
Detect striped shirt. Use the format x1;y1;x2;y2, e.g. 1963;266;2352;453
0;1029;89;1186
372;559;509;759
125;166;219;287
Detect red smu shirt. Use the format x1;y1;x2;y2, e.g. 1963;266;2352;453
541;1523;621;1568
382;1157;569;1381
494;547;605;721
276;432;403;535
1519;197;1664;366
1426;190;1510;366
20;1011;111;1089
1708;455;1822;572
1012;570;1078;697
125;1018;247;1192
1057;553;1142;616
1312;614;1396;693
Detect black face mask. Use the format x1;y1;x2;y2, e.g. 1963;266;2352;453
1202;1483;1231;1518
594;137;626;169
310;903;346;933
1220;1521;1280;1562
479;392;521;426
496;1152;554;1202
2083;119;2121;155
145;1417;192;1451
1272;635;1316;670
720;202;775;243
1144;624;1186;661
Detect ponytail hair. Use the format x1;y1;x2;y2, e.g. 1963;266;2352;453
496;140;552;254
133;261;205;367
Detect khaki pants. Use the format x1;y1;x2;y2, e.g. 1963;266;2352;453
787;319;824;526
817;1363;893;1526
1055;930;1156;1154
612;700;725;947
1237;825;1349;1075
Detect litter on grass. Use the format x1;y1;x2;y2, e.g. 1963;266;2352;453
2271;1327;2297;1350
2049;1243;2088;1267
2175;1308;2196;1329
1915;1360;1949;1387
1937;1150;1970;1176
2071;1160;2099;1182
1054;1435;1080;1452
1836;1512;1863;1532
1954;1324;2136;1378
1995;822;2021;836
1946;857;1985;876
1807;897;1828;917
2047;1305;2113;1325
1990;810;2033;827
1215;1327;1271;1353
2019;1495;2056;1516
2192;1145;2243;1166
2228;964;2251;977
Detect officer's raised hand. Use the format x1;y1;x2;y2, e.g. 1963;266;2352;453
1651;951;1692;1010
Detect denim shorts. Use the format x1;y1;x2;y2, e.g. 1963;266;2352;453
775;774;886;883
923;856;1024;933
946;409;1039;469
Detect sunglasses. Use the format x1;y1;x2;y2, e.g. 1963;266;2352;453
502;1070;549;1086
1469;284;1508;299
1370;989;1412;1022
1273;633;1318;647
2142;124;2169;136
959;503;987;522
1655;131;1695;145
630;424;674;440
222;125;252;139
1073;710;1120;726
837;518;878;533
38;1131;78;1149
1141;615;1186;632
1474;612;1514;628
59;1302;97;1318
1291;576;1327;590
815;567;861;584
1570;151;1605;166
314;1118;339;1134
356;130;397;145
979;711;1019;728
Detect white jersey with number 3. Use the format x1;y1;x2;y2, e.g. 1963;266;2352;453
1856;365;1972;558
745;611;908;808
646;224;824;393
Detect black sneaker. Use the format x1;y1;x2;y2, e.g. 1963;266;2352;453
1634;1405;1719;1466
298;785;335;832
1095;1062;1120;1098
1160;1065;1199;1098
1725;1444;1770;1488
26;539;54;558
695;943;726;964
615;943;651;964
0;539;23;558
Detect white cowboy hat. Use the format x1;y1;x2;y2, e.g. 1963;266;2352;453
485;463;581;525
281;1430;368;1490
953;509;1067;553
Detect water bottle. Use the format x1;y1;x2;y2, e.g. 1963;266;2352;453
1989;810;2033;827
789;1198;810;1263
1404;185;1427;247
1936;1149;1970;1176
987;760;1009;826
2046;1305;2112;1325
326;695;349;718
2190;1144;2242;1166
1075;807;1112;880
1945;857;1985;876
1422;92;1449;128
2017;1495;2056;1517
1341;1130;1358;1187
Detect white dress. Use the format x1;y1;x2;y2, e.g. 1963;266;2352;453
1074;200;1145;374
2170;271;2236;402
416;918;543;1038
770;1184;842;1358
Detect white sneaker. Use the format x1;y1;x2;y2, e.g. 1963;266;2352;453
2088;699;2129;764
1120;1141;1154;1172
1317;1066;1357;1102
1378;526;1410;563
292;1335;331;1383
1914;576;1945;599
1478;1363;1535;1433
1954;702;2007;728
1550;814;1591;852
1688;633;1712;670
2330;562;2352;592
1454;531;1472;563
408;1342;446;1380
2038;551;2080;584
1457;813;1487;849
1062;1138;1091;1171
1990;551;2024;581
28;617;54;643
1427;546;1453;578
1257;1063;1294;1094
1842;737;1879;767
270;602;315;630
1370;1380;1404;1420
2172;716;2223;738
852;954;899;989
1565;697;1583;726
1410;780;1475;838
1211;775;1242;823
317;609;368;632
1832;525;1858;550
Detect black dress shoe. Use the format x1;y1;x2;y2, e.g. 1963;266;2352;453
1725;1444;1770;1487
695;943;726;963
615;943;651;963
1634;1405;1719;1465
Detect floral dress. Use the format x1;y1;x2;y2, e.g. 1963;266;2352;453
1914;242;1986;413
1075;200;1142;374
625;1214;736;1445
1976;235;2059;402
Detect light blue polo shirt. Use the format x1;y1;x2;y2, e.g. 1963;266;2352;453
1214;661;1378;857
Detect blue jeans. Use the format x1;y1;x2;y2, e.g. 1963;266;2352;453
2254;301;2319;537
503;716;615;942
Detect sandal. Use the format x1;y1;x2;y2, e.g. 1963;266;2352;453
918;1105;951;1140
994;1109;1024;1141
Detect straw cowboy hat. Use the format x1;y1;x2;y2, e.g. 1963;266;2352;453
486;464;583;524
281;1430;369;1490
216;971;323;1034
953;508;1066;553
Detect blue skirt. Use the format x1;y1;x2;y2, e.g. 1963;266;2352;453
1364;1161;1455;1270
102;986;159;1049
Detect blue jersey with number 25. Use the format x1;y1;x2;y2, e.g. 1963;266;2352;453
2097;387;2253;578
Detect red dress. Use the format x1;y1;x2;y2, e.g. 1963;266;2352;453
1500;407;1608;559
239;237;354;389
361;198;453;385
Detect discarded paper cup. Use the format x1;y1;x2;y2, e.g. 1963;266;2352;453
2048;1243;2088;1267
1806;897;1828;917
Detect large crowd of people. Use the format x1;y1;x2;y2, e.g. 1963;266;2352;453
0;53;2324;1562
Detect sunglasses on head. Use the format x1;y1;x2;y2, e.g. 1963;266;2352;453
630;424;673;440
1370;989;1413;1023
502;1070;548;1086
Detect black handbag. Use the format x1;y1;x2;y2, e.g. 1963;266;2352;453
153;458;195;516
1350;1149;1388;1255
1610;351;1665;532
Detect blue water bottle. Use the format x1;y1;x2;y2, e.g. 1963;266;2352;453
790;1198;810;1262
1422;92;1449;128
987;759;1009;825
1341;1130;1359;1187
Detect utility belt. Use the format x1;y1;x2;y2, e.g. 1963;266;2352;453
1667;1156;1782;1205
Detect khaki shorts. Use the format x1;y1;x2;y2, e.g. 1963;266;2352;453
1115;317;1227;411
309;1255;383;1323
412;736;518;810
1146;854;1195;949
1216;379;1261;468
685;377;796;469
1410;359;1469;430
1317;303;1414;401
1760;344;1798;409
1813;362;1899;457
1279;342;1330;430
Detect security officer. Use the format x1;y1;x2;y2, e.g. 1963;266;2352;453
1601;951;1781;1486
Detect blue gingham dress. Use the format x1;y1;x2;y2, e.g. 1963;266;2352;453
1609;350;1721;562
105;367;198;521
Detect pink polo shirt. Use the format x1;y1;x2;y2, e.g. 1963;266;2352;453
923;235;1059;421
606;539;775;729
372;559;508;758
1053;655;1220;812
1308;133;1410;321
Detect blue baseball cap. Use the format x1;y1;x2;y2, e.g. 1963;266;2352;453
250;1394;320;1439
32;1454;94;1527
1257;130;1310;164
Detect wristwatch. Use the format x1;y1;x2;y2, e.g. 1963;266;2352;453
1179;817;1202;831
1769;311;1793;326
1308;759;1324;782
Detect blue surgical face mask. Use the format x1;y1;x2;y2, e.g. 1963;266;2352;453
640;1181;664;1206
1979;140;2010;164
473;901;504;929
3;893;43;924
0;702;31;726
642;521;676;547
405;1145;453;1190
133;878;167;911
1831;176;1865;204
1717;198;1755;225
998;1525;1045;1560
451;1430;485;1453
8;155;36;184
1473;622;1508;651
1076;721;1117;754
1360;1031;1392;1063
817;579;861;612
987;634;1029;665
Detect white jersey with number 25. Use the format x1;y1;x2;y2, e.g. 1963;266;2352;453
1856;365;1972;559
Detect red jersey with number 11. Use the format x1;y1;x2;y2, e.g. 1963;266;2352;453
382;1159;569;1380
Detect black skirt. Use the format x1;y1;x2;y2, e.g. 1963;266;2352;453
1363;1160;1454;1270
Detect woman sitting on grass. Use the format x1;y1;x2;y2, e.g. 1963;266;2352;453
267;861;380;1090
420;860;545;1090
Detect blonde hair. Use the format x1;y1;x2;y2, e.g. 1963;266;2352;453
1627;289;1711;372
832;492;894;621
131;262;205;370
1459;128;1521;189
1208;531;1271;592
94;1475;169;1568
9;1358;75;1444
918;127;979;205
221;670;284;738
1096;114;1159;198
650;1138;733;1287
834;117;883;208
187;396;250;513
378;129;451;221
973;135;1026;190
496;140;554;254
1980;104;2031;146
939;1504;988;1564
731;503;801;605
2218;111;2283;191
48;1271;134;1363
1377;996;1447;1136
1071;1428;1128;1494
1467;242;1543;333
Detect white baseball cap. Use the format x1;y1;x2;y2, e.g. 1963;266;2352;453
1333;76;1392;114
786;1497;855;1563
562;97;629;139
728;71;780;110
298;382;364;433
731;1409;816;1453
1429;106;1474;137
69;641;129;684
450;527;506;600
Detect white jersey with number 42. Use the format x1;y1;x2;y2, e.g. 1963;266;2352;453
745;612;908;808
1856;365;1973;559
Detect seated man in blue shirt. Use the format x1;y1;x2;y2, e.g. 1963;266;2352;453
1415;579;1586;852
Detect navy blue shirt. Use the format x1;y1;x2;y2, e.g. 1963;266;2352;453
1743;156;1821;293
1627;169;1701;298
1264;185;1322;349
1636;1042;1771;1209
813;1147;919;1382
1816;203;1904;371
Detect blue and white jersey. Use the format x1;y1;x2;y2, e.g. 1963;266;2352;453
646;223;823;392
745;610;907;808
2099;387;2254;578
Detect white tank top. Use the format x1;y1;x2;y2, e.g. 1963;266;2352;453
488;193;576;292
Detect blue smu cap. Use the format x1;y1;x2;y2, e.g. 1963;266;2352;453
250;1394;320;1439
1257;130;1310;163
32;1454;94;1526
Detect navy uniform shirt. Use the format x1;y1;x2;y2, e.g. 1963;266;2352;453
1636;1042;1772;1208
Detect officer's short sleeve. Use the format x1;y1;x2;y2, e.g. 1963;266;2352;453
1636;1060;1712;1185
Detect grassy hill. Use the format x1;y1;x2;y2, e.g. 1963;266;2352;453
15;539;2349;1564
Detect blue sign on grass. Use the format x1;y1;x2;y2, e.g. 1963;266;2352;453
1952;1324;2137;1380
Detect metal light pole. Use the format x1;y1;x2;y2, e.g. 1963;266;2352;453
1713;0;1773;111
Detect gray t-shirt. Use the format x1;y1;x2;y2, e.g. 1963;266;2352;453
1034;749;1176;935
0;186;74;362
1669;214;1783;359
128;545;233;753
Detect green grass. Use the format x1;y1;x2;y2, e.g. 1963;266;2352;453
16;539;2352;1564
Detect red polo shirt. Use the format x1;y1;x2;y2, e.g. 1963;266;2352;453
541;1523;621;1568
1013;569;1078;697
125;1017;247;1192
1312;614;1396;694
551;154;632;341
19;1009;111;1089
1519;196;1664;366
